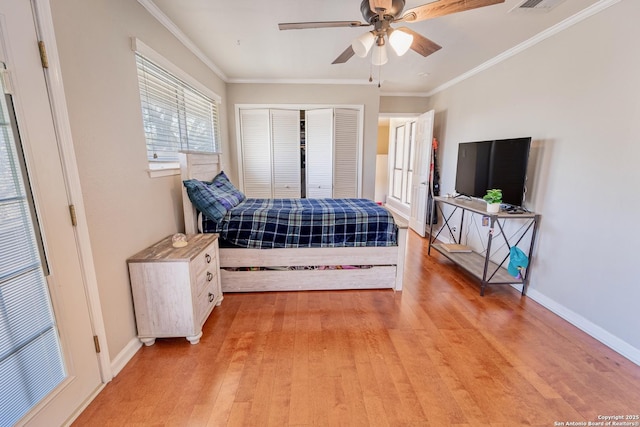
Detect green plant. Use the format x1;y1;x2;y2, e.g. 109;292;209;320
483;188;502;204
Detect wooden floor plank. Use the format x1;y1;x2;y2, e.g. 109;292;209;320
72;231;640;426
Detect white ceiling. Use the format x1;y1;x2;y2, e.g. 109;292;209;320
147;0;601;95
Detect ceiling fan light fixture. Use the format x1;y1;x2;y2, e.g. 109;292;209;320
352;31;375;58
371;43;388;66
389;29;413;56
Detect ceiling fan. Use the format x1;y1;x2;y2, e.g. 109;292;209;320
279;0;505;65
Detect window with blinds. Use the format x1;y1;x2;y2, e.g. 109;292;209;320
389;120;416;206
1;71;65;426
135;54;220;164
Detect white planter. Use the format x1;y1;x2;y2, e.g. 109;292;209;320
486;202;500;213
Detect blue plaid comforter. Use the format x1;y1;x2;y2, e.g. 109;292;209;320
202;198;398;249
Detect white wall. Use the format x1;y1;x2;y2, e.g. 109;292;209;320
50;0;229;362
380;95;430;114
428;1;640;362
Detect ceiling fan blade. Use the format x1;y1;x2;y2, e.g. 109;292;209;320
399;0;505;23
332;46;356;64
279;21;368;30
369;0;393;13
396;27;442;57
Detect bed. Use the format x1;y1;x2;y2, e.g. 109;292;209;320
179;152;408;293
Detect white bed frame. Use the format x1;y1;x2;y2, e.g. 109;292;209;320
179;152;408;292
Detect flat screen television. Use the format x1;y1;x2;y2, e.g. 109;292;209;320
455;137;531;207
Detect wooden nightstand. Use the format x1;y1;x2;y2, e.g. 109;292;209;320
127;233;222;345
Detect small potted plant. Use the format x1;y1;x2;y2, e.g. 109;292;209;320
483;189;502;213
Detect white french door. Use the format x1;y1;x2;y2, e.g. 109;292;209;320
0;2;101;426
408;110;435;237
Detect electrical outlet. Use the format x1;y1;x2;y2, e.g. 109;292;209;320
482;216;489;226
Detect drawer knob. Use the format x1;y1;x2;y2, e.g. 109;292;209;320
206;271;213;281
205;253;211;263
208;292;215;302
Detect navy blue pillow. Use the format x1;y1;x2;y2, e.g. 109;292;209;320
182;179;228;223
210;171;245;209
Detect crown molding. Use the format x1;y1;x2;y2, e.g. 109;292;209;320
227;77;376;86
137;0;228;82
380;91;429;97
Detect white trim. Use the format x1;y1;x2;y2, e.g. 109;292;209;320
131;37;221;102
148;167;180;178
110;338;143;377
235;103;365;111
32;0;112;382
384;200;409;221
380;91;429;97
426;0;622;97
136;0;228;82
148;160;180;177
385;196;410;219
378;113;420;119
63;383;106;426
525;287;640;367
228;77;375;86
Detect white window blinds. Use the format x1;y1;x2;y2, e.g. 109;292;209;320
135;54;220;163
1;72;65;426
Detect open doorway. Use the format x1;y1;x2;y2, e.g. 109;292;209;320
375;114;419;216
376;111;435;237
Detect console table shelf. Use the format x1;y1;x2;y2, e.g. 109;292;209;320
428;196;540;296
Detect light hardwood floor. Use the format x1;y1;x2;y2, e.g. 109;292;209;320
74;231;640;426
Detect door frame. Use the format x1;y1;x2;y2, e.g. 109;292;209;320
32;0;111;382
379;113;419;219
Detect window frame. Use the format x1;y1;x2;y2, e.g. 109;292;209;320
132;38;221;177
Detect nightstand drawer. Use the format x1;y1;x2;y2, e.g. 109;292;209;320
192;241;217;278
194;282;217;326
194;265;217;300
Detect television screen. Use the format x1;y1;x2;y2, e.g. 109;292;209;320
455;137;531;207
455;140;491;200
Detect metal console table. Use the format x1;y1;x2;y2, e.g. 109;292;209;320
428;196;541;296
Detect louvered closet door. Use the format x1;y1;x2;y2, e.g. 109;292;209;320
333;108;359;198
305;109;333;198
240;109;272;198
270;109;301;198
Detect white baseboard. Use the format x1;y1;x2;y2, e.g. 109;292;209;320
384;198;409;219
525;287;640;366
62;338;140;424
430;223;639;366
63;383;106;426
110;337;143;376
